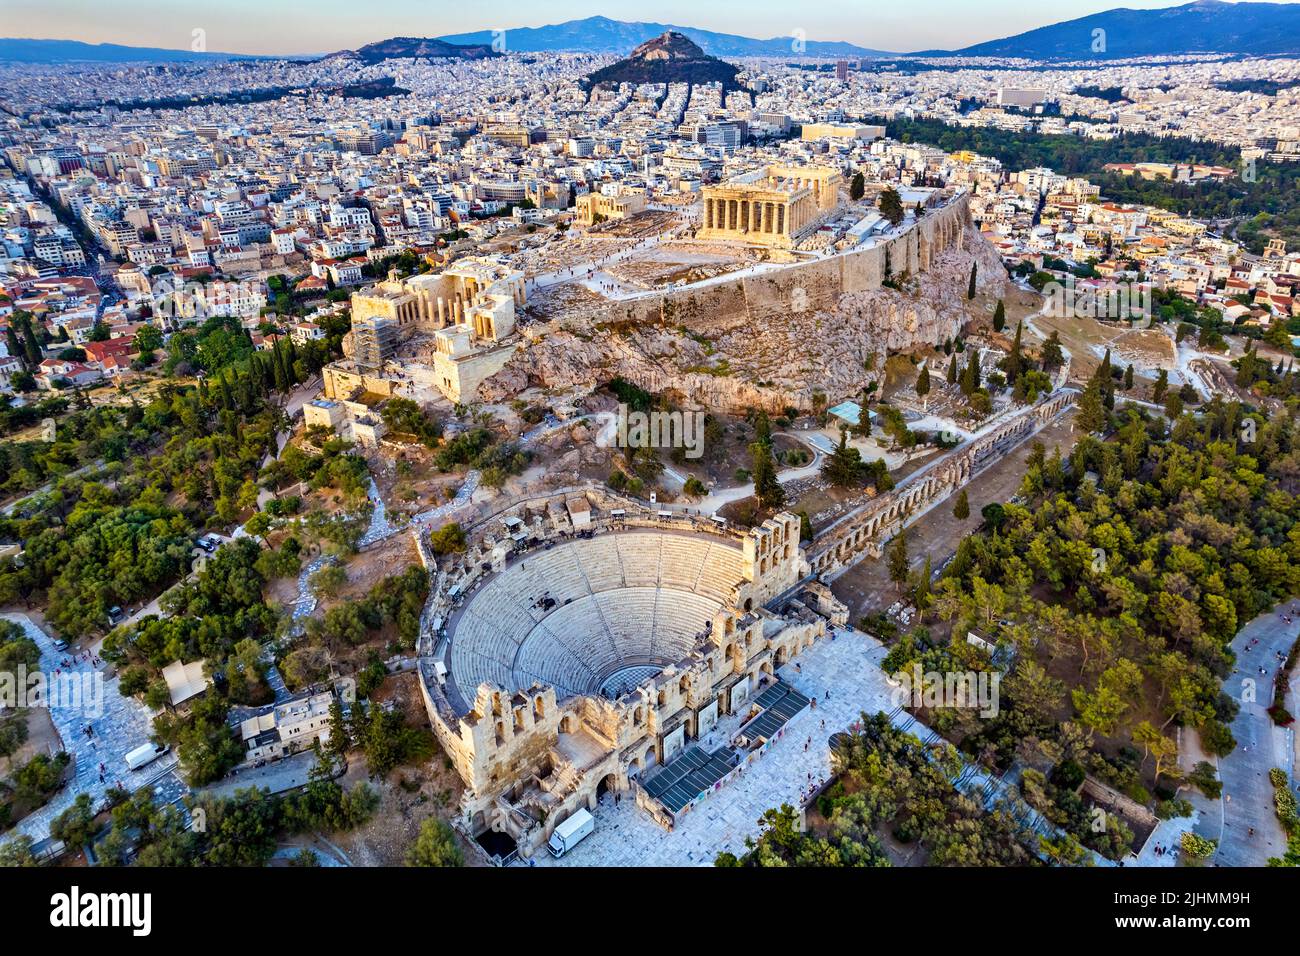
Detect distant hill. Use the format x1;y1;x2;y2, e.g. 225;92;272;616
927;1;1300;60
326;36;498;65
0;37;262;63
439;16;892;58
584;31;741;91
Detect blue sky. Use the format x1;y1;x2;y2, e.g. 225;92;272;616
3;0;1289;56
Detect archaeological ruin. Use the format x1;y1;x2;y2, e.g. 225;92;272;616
414;501;848;858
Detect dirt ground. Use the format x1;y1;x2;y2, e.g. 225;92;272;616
329;673;474;867
331;534;419;604
1029;313;1171;385
5;706;63;768
592;209;680;239
606;242;759;289
524;281;608;319
371;448;465;522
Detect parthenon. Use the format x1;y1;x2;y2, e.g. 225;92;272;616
697;164;843;248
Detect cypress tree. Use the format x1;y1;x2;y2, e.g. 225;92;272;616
1078;376;1106;433
750;440;783;509
953;489;970;520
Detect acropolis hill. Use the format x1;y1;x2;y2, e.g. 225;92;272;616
485;191;1002;412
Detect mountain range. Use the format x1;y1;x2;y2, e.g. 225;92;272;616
325;36;498;65
5;3;1300;65
436;16;892;58
930;1;1300;60
0;37;262;63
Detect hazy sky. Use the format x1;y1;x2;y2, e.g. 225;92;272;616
4;0;1287;56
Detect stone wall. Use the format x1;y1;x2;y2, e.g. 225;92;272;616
808;389;1076;578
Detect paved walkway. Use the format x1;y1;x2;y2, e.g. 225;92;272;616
1;612;179;845
1186;604;1298;866
530;628;896;866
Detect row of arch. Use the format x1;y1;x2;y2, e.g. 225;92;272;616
809;390;1075;575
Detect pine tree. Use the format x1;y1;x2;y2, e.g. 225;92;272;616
915;363;930;398
753;407;772;447
327;699;349;758
947;354;958;385
1236;345;1257;388
953;488;970;520
6;326;27;371
20;315;42;366
879;187;904;227
992;299;1006;333
851;391;872;437
1123;364;1134;391
849;171;865;201
915;555;932;612
961;354;981;395
967;263;977;299
1099;348;1114;409
821;427;865;487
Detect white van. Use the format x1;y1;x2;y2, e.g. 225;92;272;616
125;742;169;772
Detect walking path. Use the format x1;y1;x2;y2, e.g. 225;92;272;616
1185;603;1298;866
0;612;178;846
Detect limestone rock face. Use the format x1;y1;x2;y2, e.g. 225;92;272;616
482;214;1010;412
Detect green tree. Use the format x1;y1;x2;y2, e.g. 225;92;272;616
961;354;981;395
887;529;910;592
915;363;931;399
407;816;464;867
878;187;904;227
50;793;98;850
953;489;970;521
750;441;784;510
967;264;977;299
1077;376;1106;433
1003;323;1025;384
1152;368;1168;403
849;171;865;201
1041;331;1065;371
992;299;1006;333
